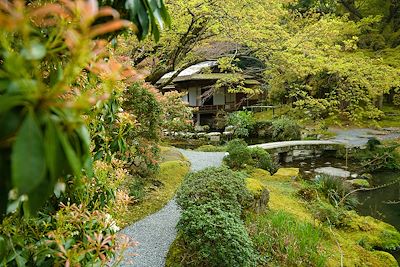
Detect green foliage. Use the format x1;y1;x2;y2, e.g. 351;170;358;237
227;111;254;138
160;91;194;132
224;139;252;169
0;0;135;217
224;139;276;173
271;117;301;141
249;147;276;173
250;120;273;139
357;140;400;172
176;167;257;266
315;175;359;209
0;203;121;266
194;144;227;152
100;0;171;41
178;202;258;267
246;210;327;267
177;167;252;214
90;83;163;176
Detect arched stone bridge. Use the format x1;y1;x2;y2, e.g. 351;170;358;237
249;140;345;163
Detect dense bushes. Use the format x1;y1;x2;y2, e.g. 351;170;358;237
177;167;252;213
248;116;301;142
0;203;122;266
223;139;277;173
175;167;257;266
227;111;254;138
271;117;301;141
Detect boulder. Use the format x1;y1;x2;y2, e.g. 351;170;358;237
245;178;269;213
314;167;351;178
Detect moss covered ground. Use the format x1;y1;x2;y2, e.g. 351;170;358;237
246;168;400;266
115;147;190;227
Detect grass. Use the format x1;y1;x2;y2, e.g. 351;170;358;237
114;147;190;227
246;210;327;267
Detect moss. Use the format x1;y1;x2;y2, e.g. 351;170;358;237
371;251;398;267
116;160;190;227
245;178;265;197
348;178;370;188
165;236;184;267
272;167;300;181
247;168;400;266
340;210;400;251
160;146;188;162
247;167;300;182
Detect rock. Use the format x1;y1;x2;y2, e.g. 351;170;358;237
245;178;270;213
324;162;331;165
206;132;221;142
348;179;370;188
300;162;307;166
224;125;235;132
351;173;358;178
194;125;210;132
314;167;351;178
304;170;312;174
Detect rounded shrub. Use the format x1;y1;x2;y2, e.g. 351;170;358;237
176;167;252;214
249;147;276;174
177;201;258;267
223;139;252;169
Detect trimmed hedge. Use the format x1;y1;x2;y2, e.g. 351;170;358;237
223;139;276;173
176;167;257;266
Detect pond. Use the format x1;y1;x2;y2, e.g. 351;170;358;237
282;156;400;261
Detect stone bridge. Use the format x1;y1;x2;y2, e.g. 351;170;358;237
249;140;344;163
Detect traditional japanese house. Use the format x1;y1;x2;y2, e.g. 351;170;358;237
156;59;264;125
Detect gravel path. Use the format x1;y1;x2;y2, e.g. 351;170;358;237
117;150;225;267
330;128;400;147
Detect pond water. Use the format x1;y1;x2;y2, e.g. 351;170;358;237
282;156;400;261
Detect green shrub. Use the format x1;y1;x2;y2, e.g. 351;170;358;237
271;117;301;141
177;167;251;214
224;139;252;169
227;111;254;138
178;202;257;267
176;167;257;266
250;120;273;139
249;147;276;174
224;140;276;173
246;210;327;266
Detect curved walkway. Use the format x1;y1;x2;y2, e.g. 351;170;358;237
117;150;225;267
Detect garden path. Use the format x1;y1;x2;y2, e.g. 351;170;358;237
117;150;226;267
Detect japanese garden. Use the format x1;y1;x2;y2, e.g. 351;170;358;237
0;0;400;266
